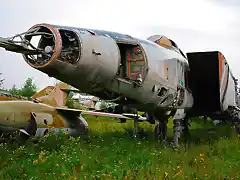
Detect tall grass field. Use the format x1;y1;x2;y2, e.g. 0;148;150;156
0;116;239;179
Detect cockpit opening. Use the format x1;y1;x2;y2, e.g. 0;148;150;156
168;39;186;58
147;35;186;58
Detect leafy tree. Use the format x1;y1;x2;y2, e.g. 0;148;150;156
9;77;37;98
8;84;20;96
20;78;37;97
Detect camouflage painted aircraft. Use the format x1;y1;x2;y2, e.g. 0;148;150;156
1;23;240;147
0;82;145;144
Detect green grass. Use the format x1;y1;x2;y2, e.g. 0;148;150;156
0;116;240;179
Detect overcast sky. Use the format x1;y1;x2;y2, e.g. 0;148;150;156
0;0;239;90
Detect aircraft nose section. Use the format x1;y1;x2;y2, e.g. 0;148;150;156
0;24;62;68
22;24;63;68
0;23;120;91
22;24;82;69
0;23;82;69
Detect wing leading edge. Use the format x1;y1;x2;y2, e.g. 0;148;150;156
55;107;147;120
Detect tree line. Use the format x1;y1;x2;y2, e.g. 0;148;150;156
8;78;37;98
0;73;37;98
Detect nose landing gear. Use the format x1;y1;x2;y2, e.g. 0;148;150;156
154;121;167;142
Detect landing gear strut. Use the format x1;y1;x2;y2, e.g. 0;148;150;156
133;118;140;138
182;117;190;138
172;109;188;147
232;119;240;135
154;121;167;142
17;113;37;146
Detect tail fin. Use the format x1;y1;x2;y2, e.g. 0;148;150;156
31;82;79;107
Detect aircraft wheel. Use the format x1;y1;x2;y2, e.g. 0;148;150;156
154;121;167;142
17;131;30;146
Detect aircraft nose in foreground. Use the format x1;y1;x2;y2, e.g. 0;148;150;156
0;23;121;91
21;23;80;69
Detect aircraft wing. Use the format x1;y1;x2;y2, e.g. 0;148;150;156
0;100;146;120
56;107;130;119
60;88;81;93
56;107;147;120
122;113;147;121
0;100;55;113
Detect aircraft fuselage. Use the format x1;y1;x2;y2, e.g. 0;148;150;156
18;24;193;115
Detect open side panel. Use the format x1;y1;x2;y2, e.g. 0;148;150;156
187;51;221;114
117;43;146;83
126;46;145;80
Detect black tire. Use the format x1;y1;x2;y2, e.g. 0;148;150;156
17;131;30;146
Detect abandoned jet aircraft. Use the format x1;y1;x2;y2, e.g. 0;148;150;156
0;82;145;144
0;23;240;147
